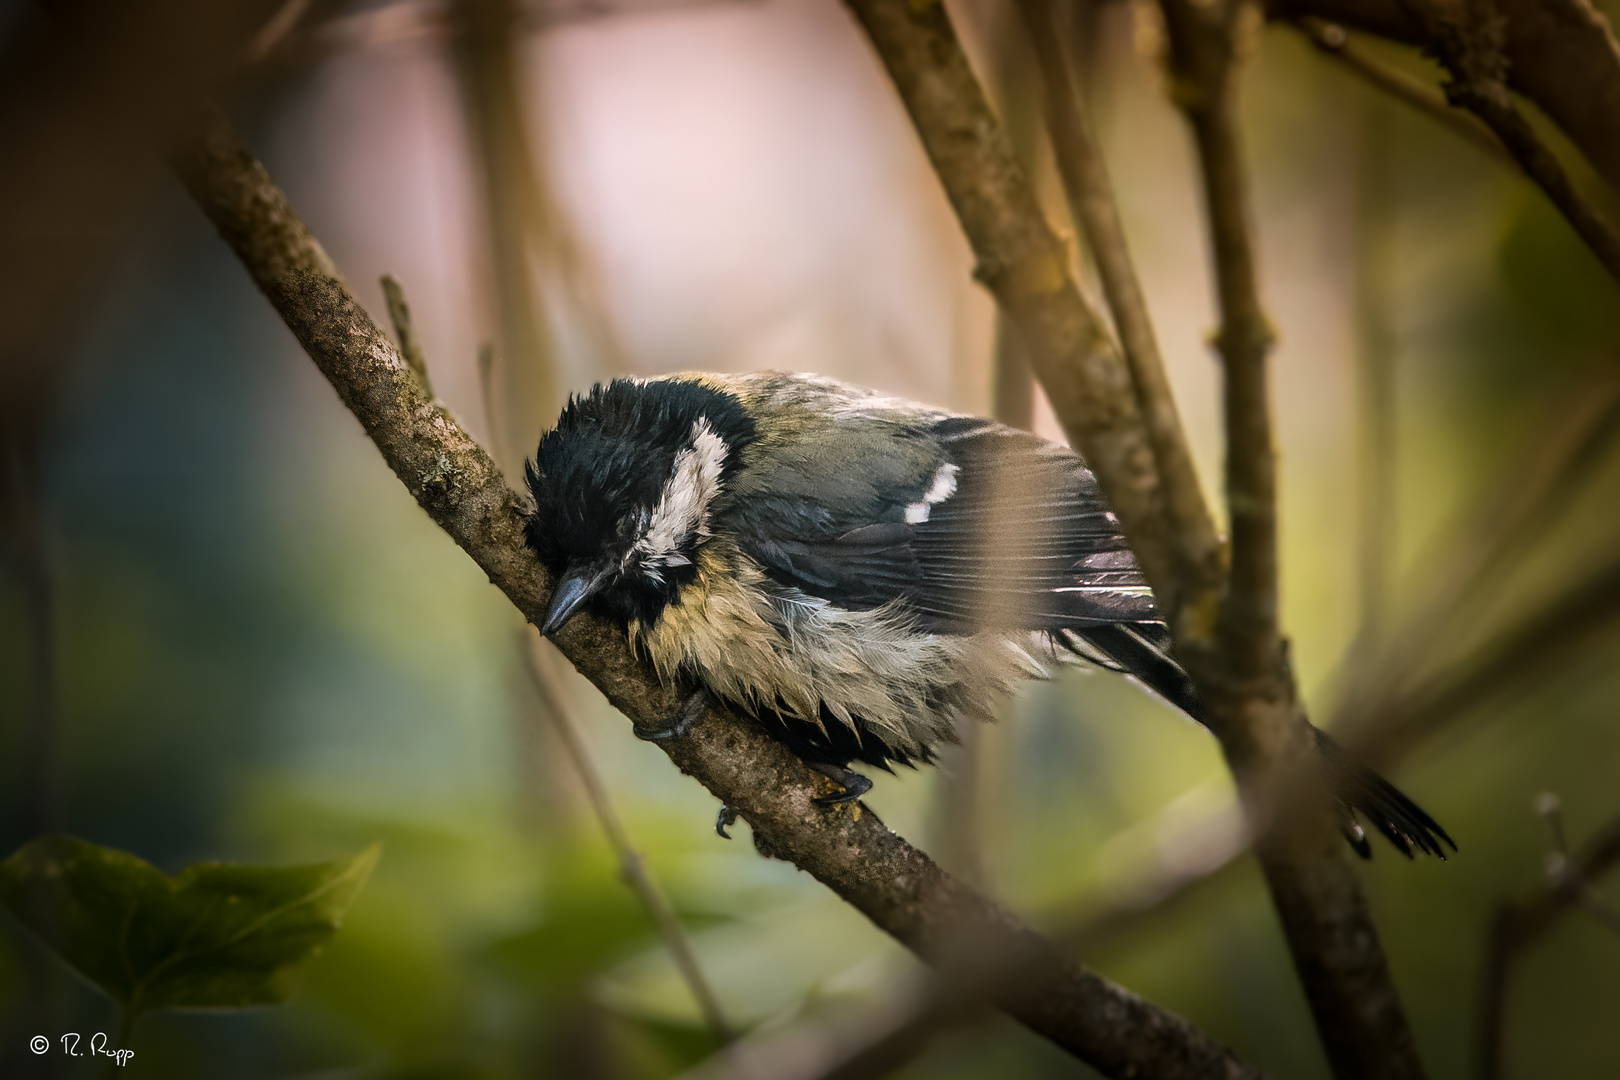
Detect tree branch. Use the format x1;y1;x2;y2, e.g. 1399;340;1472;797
1016;0;1225;624
380;273;433;395
170;104;1259;1080
1264;0;1620;196
1285;18;1510;167
843;0;1190;624
1479;799;1620;1080
1156;0;1429;1075
1392;0;1620;284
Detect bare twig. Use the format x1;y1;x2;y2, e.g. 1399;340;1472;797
1287;18;1510;166
380;274;432;396
845;0;1425;1072
522;633;736;1045
1393;0;1620;283
172;104;1261;1080
1263;0;1620;195
1157;0;1429;1074
389;262;725;1036
1017;0;1224;620
451;0;560;446
1478;797;1620;1080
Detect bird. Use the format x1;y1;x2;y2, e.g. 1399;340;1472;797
522;370;1454;859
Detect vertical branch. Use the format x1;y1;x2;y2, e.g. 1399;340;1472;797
523;634;736;1046
843;0;1185;620
451;0;559;452
1017;0;1224;633
988;0;1039;435
381;274;432;396
1156;1;1430;1077
1159;0;1279;680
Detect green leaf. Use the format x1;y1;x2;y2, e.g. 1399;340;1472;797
0;834;379;1018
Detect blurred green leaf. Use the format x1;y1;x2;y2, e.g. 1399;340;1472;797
0;834;378;1018
481;841;731;998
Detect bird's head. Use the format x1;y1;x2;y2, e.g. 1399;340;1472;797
523;378;754;634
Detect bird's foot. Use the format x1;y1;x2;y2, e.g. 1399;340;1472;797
716;805;739;839
807;761;872;805
632;687;713;742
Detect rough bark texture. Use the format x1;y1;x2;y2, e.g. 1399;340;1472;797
1389;0;1620;284
1016;0;1225;631
171;106;1259;1080
1158;1;1430;1075
1266;0;1620;194
843;0;1428;1075
843;0;1188;623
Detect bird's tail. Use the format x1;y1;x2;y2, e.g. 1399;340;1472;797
1064;623;1457;859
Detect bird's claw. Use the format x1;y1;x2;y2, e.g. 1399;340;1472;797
632;688;713;742
807;761;873;806
716;805;739;839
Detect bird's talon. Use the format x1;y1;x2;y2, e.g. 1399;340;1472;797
716;805;739;839
807;761;872;806
632;688;713;742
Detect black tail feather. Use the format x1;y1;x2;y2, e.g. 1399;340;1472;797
1063;623;1457;860
1312;727;1457;860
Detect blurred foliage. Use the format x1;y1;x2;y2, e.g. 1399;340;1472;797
0;835;377;1019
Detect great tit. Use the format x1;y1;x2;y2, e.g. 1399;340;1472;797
524;371;1453;858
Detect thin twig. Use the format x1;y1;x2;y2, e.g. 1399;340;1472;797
1478;798;1620;1080
1156;0;1430;1074
1017;0;1224;630
1287;18;1511;167
1393;0;1620;283
522;633;736;1045
451;0;560;439
380;274;432;396
173;103;1261;1080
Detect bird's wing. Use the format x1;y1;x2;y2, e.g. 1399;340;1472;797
729;415;1159;633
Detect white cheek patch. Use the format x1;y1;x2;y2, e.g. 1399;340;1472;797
904;462;959;525
634;418;727;580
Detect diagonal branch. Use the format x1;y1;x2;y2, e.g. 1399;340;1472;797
842;0;1189;623
1479;800;1620;1080
1157;0;1429;1075
1393;0;1620;284
1264;0;1620;196
1015;0;1224;624
170;104;1260;1080
1285;18;1510;166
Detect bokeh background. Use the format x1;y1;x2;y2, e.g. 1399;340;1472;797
3;0;1618;1076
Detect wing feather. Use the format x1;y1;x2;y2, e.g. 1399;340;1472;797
728;414;1160;632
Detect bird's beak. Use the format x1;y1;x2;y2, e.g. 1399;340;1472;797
540;562;611;636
